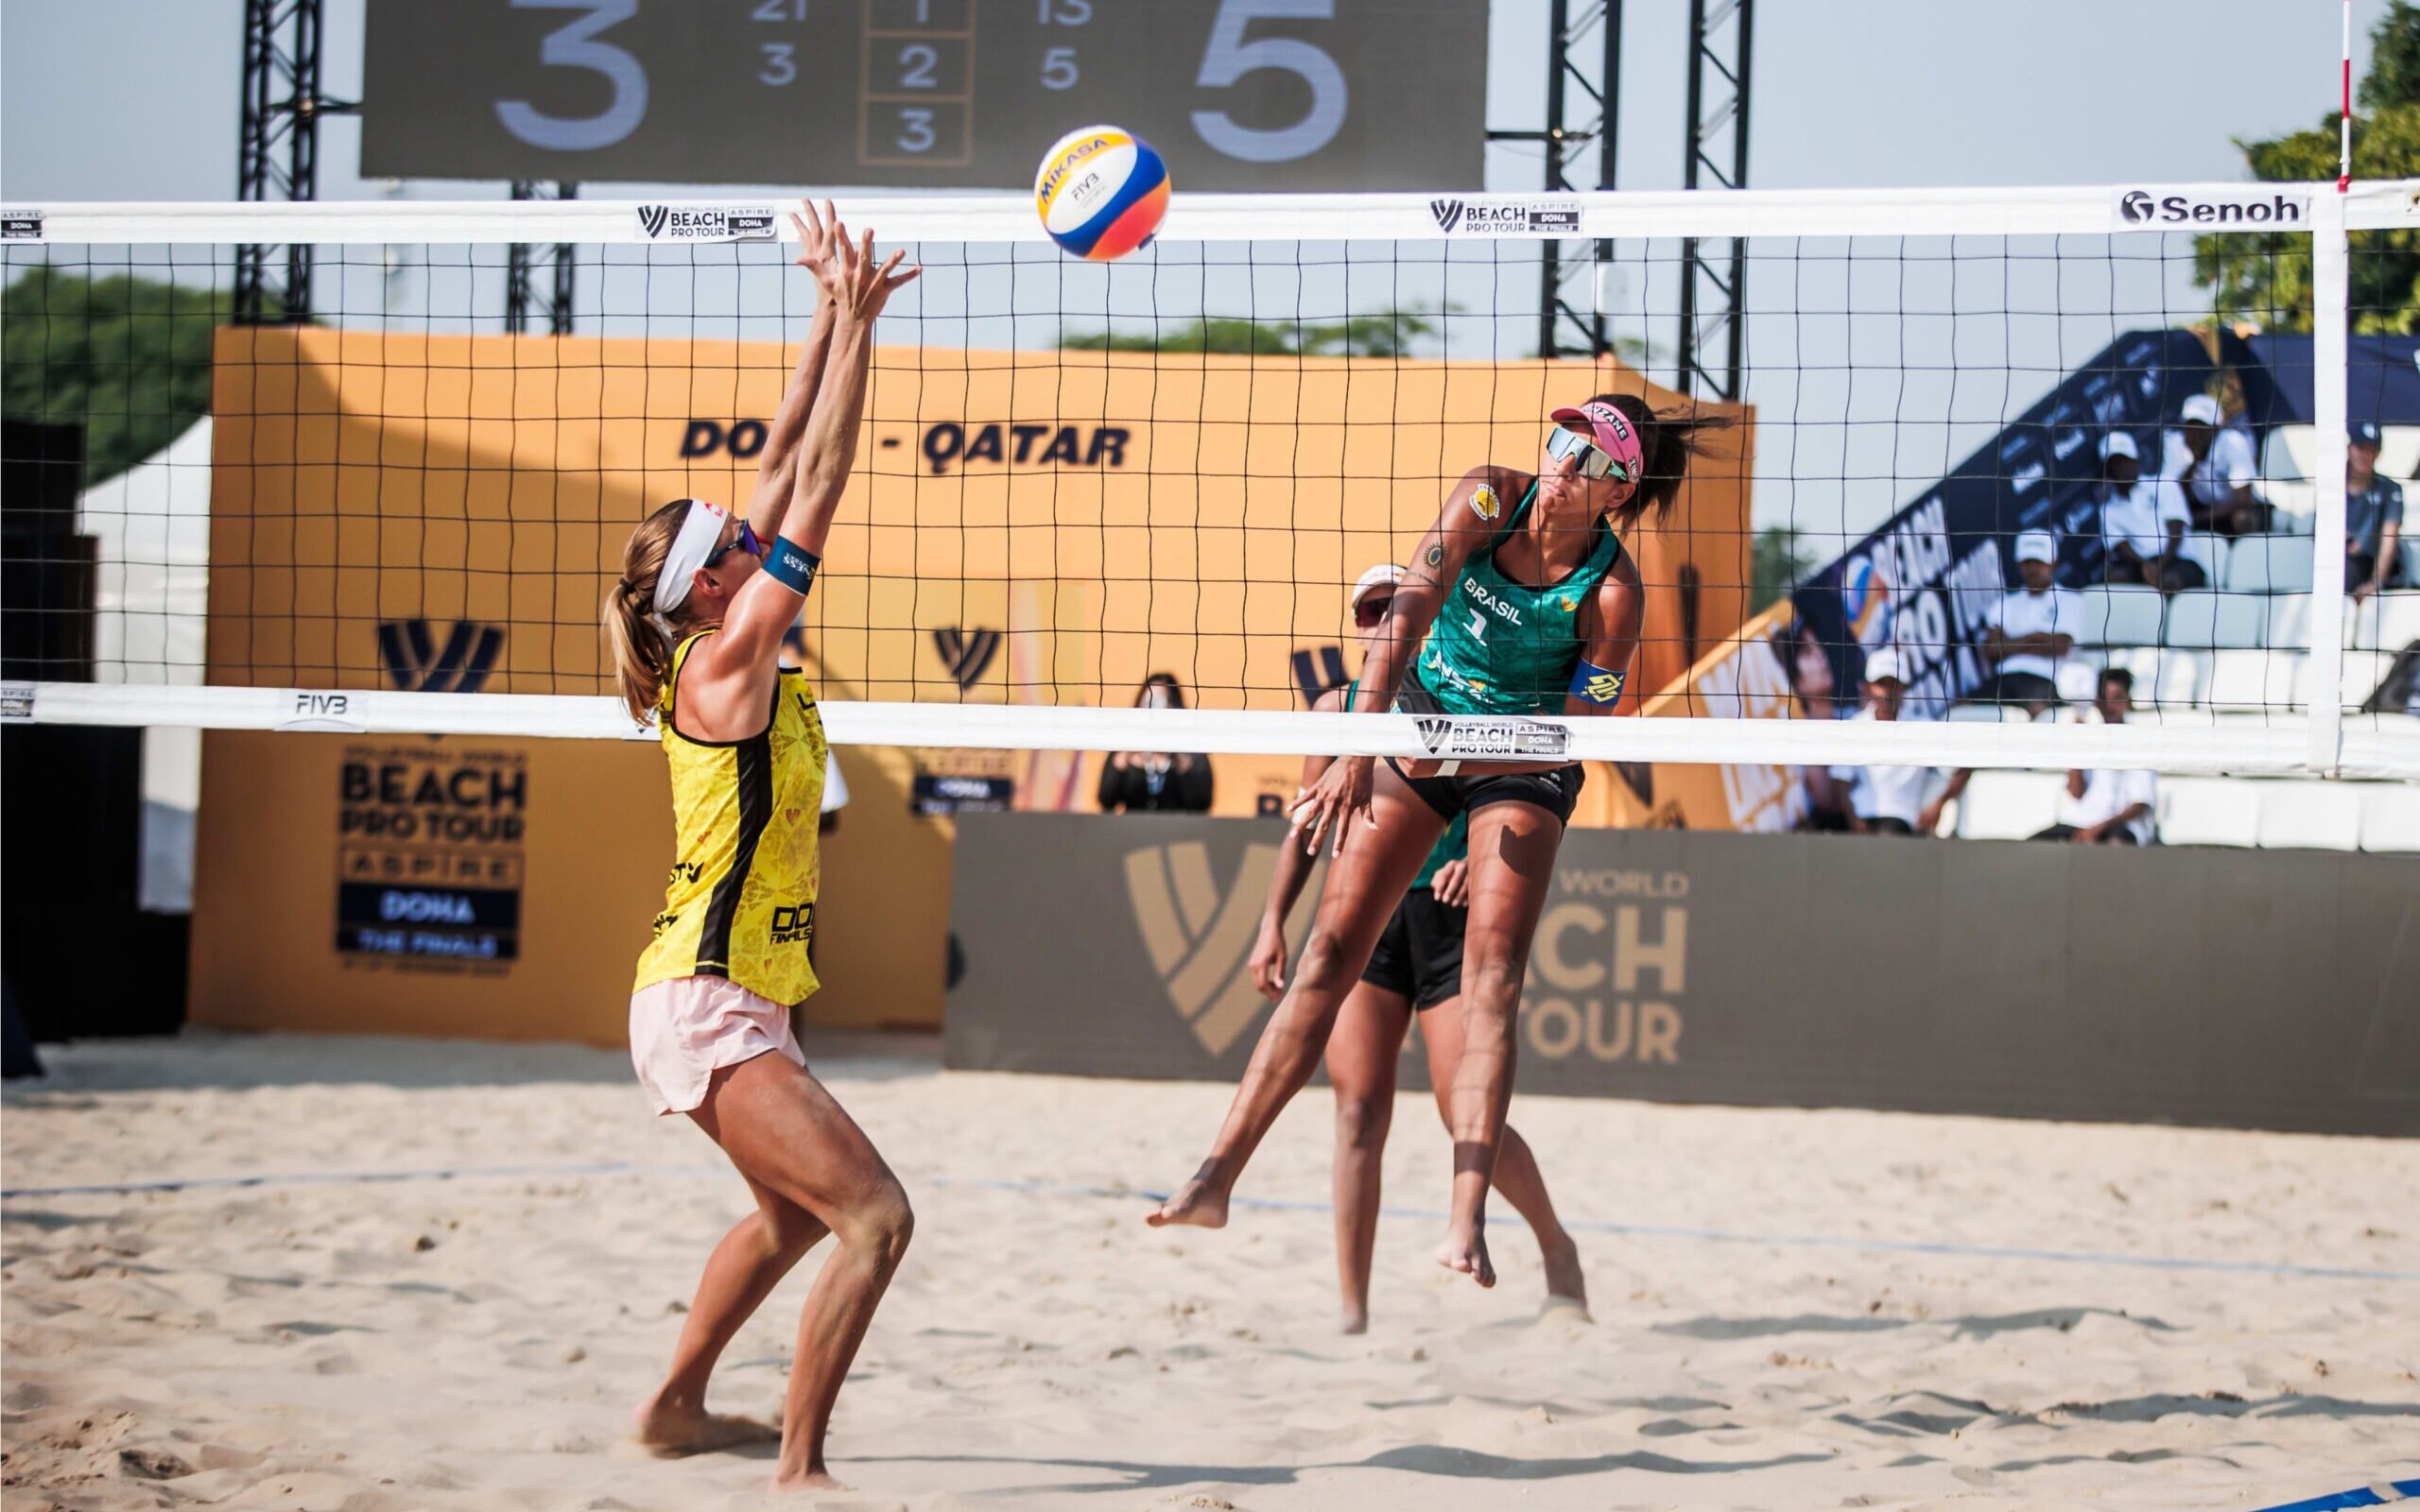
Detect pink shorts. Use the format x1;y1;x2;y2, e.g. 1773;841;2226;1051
629;976;805;1116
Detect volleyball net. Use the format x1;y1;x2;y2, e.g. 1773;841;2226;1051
5;184;2416;778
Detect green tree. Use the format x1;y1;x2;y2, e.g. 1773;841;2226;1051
2;266;230;486
1749;524;1815;613
2197;1;2420;333
1062;306;1443;357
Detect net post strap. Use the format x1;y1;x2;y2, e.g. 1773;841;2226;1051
2308;191;2351;779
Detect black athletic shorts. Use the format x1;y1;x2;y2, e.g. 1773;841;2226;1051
1389;758;1586;828
1359;885;1467;1009
1383;678;1587;827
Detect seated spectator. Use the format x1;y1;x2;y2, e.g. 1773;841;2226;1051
2163;393;2269;537
1098;673;1215;813
1812;647;1970;836
1967;529;2080;716
2033;668;2156;845
2097;431;2204;593
2347;420;2408;602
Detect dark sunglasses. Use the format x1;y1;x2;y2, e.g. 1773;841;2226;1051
1546;423;1637;484
1353;594;1394;627
703;520;763;569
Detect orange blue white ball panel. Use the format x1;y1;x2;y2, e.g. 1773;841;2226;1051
1034;126;1170;262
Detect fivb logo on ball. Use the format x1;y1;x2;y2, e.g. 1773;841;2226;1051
2112;187;2310;230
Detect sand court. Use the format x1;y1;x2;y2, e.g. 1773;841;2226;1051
5;1031;2416;1510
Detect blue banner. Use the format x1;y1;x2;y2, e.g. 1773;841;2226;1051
1789;329;2265;710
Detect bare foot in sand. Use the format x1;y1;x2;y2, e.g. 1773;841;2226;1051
770;1468;849;1493
1145;1173;1230;1228
1434;1222;1495;1288
1340;1304;1369;1336
1540;1232;1589;1318
633;1393;780;1457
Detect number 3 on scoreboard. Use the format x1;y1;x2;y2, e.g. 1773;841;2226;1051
495;0;649;152
1191;0;1346;163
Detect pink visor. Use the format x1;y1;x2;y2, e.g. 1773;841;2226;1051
1549;400;1646;480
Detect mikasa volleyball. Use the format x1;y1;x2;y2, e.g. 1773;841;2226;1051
1034;126;1170;261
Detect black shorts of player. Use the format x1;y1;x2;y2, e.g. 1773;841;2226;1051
1387;758;1587;829
1359;885;1468;1010
1381;678;1587;828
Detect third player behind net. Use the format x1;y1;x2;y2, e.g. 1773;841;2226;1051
1148;395;1723;1292
1246;563;1586;1332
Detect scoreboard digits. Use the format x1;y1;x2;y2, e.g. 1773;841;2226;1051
364;0;1484;191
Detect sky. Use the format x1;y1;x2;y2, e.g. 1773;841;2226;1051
0;0;2376;541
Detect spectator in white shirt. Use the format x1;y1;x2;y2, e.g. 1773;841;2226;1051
2097;431;2204;593
2162;393;2269;538
2033;668;2156;845
1967;529;2080;716
1813;646;1971;837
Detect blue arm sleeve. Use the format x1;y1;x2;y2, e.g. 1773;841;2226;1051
764;539;821;595
1569;659;1626;707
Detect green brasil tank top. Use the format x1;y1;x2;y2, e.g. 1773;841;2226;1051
1345;677;1469;888
1412;479;1625;717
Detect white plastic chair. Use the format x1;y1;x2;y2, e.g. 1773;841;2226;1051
2183;532;2229;585
2204;649;2301;712
2209;593;2267;649
2337;649;2394;709
2358;783;2420;852
2263;425;2316;482
2224;536;2318;594
2154;648;2213;706
2162;591;2219;648
2377;591;2420;651
2340;593;2377;652
1954;771;2066;841
2096;585;2166;646
2265;593;2312;651
2157;778;2260;847
2254;782;2365;851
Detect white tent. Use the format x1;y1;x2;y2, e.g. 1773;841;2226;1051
75;418;211;912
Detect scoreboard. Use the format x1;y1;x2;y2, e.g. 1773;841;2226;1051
361;0;1487;191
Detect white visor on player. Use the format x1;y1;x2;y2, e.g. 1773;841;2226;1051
653;500;731;619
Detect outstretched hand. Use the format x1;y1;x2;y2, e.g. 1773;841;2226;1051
1289;754;1375;857
791;199;921;318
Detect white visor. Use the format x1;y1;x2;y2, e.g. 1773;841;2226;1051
653;500;731;618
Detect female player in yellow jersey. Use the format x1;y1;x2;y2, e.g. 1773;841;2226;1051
1151;395;1718;1294
603;201;917;1493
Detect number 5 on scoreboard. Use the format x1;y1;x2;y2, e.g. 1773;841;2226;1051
1191;0;1346;163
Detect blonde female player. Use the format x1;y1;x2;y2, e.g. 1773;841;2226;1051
1247;564;1587;1332
1152;395;1717;1291
603;201;917;1493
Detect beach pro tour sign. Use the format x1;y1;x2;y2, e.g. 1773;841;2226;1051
361;0;1485;191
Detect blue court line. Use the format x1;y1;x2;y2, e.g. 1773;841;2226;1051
2248;1479;2420;1511
7;1163;2417;1284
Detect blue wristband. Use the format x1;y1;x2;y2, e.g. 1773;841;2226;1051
1569;659;1626;707
763;539;821;596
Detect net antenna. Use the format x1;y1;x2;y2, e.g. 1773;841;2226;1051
7;184;2417;782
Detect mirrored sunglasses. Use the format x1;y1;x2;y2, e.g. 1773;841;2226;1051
1546;423;1636;484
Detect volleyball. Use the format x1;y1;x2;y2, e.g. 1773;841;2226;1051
1034;126;1170;261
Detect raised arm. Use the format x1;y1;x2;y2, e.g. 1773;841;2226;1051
742;263;839;536
712;220;919;672
1348;467;1513;715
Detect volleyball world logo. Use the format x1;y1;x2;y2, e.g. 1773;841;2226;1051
1123;841;1283;1056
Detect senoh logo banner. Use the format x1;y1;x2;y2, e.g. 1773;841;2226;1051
1427;198;1585;236
1410;713;1572;760
634;205;779;243
2113;188;2310;230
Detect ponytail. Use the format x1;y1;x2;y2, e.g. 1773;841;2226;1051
1591;391;1730;533
603;499;695;722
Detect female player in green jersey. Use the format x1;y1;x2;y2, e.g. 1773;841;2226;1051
1248;564;1587;1331
1151;395;1716;1292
